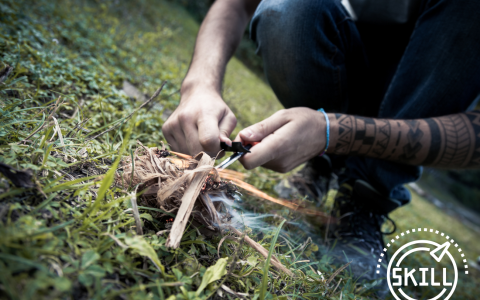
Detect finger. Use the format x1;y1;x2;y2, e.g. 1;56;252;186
239;123;291;170
218;111;237;146
196;116;221;156
162;122;180;151
172;124;189;155
164;131;179;152
181;122;202;155
238;110;289;143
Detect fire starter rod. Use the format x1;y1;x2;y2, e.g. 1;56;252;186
215;142;253;170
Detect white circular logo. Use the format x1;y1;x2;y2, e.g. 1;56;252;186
378;228;468;300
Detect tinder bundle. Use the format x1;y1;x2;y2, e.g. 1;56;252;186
115;142;237;242
114;141;293;275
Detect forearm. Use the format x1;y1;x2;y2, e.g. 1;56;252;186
181;0;259;96
327;111;480;168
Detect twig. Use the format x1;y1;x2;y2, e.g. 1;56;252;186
65;117;91;138
221;285;247;298
217;235;239;258
331;278;343;295
85;82;166;142
326;261;351;285
229;226;293;276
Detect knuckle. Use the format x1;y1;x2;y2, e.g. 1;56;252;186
278;108;293;122
199;134;217;148
257;122;268;135
162;119;177;131
230;114;238;127
178;112;191;123
162;122;171;132
276;109;287;117
219;129;229;137
243;162;254;170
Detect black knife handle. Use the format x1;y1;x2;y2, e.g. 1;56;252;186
220;142;252;153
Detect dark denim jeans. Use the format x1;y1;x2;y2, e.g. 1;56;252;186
250;0;480;210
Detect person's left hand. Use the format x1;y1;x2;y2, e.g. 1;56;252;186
234;107;327;172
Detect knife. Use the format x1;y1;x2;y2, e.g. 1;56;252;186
215;142;253;170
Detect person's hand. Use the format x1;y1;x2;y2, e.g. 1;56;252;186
234;108;326;172
162;88;237;157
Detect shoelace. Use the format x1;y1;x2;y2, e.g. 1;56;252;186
382;215;397;235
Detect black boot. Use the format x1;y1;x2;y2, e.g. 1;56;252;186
328;179;400;297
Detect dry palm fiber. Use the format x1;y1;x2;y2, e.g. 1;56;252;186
116;142;257;251
115;141;224;237
166;152;332;220
115;142;329;275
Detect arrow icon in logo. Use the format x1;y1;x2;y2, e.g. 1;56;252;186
430;242;451;262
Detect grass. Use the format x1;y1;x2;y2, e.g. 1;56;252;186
387;188;480;299
0;0;356;299
1;0;479;299
260;220;286;300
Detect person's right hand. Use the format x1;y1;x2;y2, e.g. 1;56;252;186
161;89;237;157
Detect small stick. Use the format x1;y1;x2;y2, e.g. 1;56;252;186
221;285;247;298
331;278;343;295
229;226;293;276
326;261;351;285
86;82;166;142
65;117;91;138
217;235;238;258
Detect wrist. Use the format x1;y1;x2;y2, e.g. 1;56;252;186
180;80;216;98
326;113;338;154
181;72;222;98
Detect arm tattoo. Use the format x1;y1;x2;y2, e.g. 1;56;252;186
398;120;423;162
422;119;440;165
334;114;393;159
430;114;475;167
330;111;480;168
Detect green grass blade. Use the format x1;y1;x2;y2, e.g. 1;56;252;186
43;175;98;193
259;219;286;300
81;114;135;218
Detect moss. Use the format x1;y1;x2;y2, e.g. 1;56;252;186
2;0;478;298
0;0;347;299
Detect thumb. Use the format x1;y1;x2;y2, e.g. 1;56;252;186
239;110;289;142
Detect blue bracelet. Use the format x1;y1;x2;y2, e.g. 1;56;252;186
318;108;329;156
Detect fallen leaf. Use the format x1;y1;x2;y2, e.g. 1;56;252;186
196;257;228;295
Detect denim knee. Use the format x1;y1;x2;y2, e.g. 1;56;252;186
250;0;358;110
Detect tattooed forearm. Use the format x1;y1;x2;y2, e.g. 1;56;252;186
328;111;480;168
334;115;391;157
